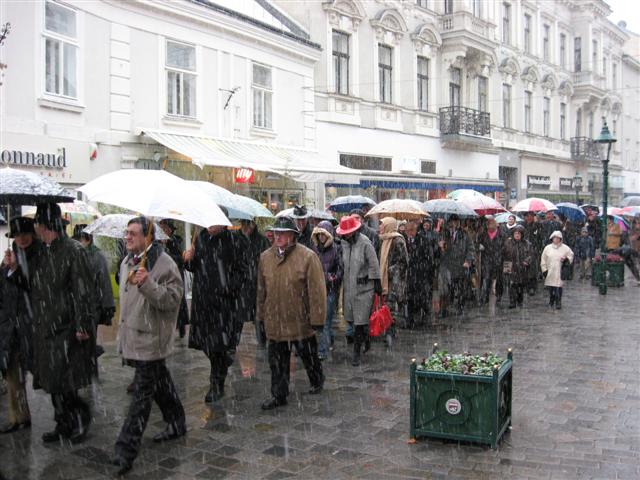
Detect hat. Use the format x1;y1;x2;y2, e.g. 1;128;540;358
316;220;335;236
72;224;90;240
549;230;563;240
5;217;35;238
271;217;300;234
336;215;361;235
513;224;525;233
349;208;365;218
290;205;310;219
581;226;589;234
34;202;68;231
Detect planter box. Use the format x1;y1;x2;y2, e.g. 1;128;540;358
409;351;513;449
591;261;625;287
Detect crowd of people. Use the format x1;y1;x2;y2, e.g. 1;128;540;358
1;200;640;476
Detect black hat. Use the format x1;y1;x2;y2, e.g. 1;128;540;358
6;217;35;238
290;205;309;219
271;217;300;234
72;224;92;242
34;202;67;232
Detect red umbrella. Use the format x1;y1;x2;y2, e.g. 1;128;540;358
456;195;507;216
512;198;557;213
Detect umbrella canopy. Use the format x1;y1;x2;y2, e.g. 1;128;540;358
328;195;376;213
0;167;75;205
233;195;273;218
79;169;230;228
554;202;586;222
83;214;169;240
580;204;600;214
0;211;5;225
276;207;334;221
620;206;640;217
455;195;506;216
600;213;629;231
494;212;523;224
620;196;640;207
189;181;252;220
512;197;557;213
446;189;485;200
23;200;102;224
366;199;429;220
423;199;477;218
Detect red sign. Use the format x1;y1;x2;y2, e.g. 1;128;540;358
234;168;254;184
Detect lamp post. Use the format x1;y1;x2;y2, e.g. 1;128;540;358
594;120;617;295
573;172;582;205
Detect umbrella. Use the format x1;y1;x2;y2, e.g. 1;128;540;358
79;170;230;228
366;199;429;220
455;195;506;216
276;207;334;221
580;204;600;214
494;212;523;224
0;211;5;225
555;202;586;222
423;199;477;218
233;195;273;218
446;189;485;200
600;213;629;231
328;195;376;213
189;181;252;220
620;206;640;217
620;196;640;207
512;197;557;213
83;214;169;240
0;167;75;205
23;200;102;224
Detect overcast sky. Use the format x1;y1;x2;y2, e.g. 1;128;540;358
606;0;640;35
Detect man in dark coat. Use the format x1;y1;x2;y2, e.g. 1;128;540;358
350;208;381;256
540;211;562;247
290;205;314;249
159;219;189;339
0;217;40;433
438;215;475;317
502;225;532;308
13;204;96;444
522;212;542;295
404;220;438;327
476;215;506;305
184;218;249;403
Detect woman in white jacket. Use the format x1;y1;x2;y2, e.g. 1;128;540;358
540;230;574;309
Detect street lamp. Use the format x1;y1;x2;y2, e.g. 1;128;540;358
572;172;582;205
594;119;617;295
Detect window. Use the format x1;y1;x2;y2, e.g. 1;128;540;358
252;64;273;129
472;0;482;18
416;0;428;7
575;107;582;136
574;37;581;72
523;14;531;53
588;111;594;138
524;90;532;133
417;56;429;111
612;62;618;90
560;34;566;68
592;40;598;73
339;154;391;171
444;0;453;14
44;1;78;98
421;160;436;174
502;83;511;128
543;24;550;61
332;31;349;95
502;4;511;45
378;45;393;103
603;56;607;85
560;103;566;140
612;119;617;137
449;68;461;107
478;76;488;112
166;40;196;117
543;97;550;137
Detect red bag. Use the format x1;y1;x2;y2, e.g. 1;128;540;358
369;295;393;337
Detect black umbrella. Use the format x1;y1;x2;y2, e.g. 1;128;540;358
0;167;75;205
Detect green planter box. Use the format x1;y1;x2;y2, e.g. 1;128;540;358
409;351;513;449
591;261;625;287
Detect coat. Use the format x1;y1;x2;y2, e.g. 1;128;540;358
502;237;533;284
382;236;408;323
439;227;475;280
22;236;96;394
574;235;595;260
477;229;506;276
256;243;326;342
541;220;563;246
341;233;381;326
85;244;115;325
311;226;343;295
118;245;183;361
522;221;542;278
540;243;574;288
185;229;249;354
235;229;270;324
359;224;381;257
406;231;438;293
162;233;189;330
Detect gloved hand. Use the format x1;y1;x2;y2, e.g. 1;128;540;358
374;279;383;295
542;270;548;279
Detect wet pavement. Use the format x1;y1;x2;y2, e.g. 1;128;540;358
2;276;640;480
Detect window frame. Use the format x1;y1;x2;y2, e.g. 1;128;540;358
543;24;550;62
502;83;512;129
417;56;429;111
559;33;566;69
378;44;393;104
42;0;79;100
472;0;482;18
524;90;532;134
574;37;581;72
444;0;453;15
449;67;461;107
592;40;598;74
503;3;511;45
543;96;550;137
560;102;566;140
478;76;488;113
523;13;531;54
252;62;274;130
332;30;350;96
165;39;198;118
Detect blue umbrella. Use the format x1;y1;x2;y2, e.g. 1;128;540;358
328;195;376;213
555;202;586;222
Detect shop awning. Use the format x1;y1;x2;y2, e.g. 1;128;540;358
142;129;360;183
327;177;504;192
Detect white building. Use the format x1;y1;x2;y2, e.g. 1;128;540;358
0;0;357;213
619;22;640;198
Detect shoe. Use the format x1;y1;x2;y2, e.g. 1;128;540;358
363;337;371;354
351;351;361;367
126;382;135;394
204;386;224;403
112;456;133;476
42;429;64;443
95;345;105;358
152;423;186;443
308;384;323;395
385;334;393;349
318;354;326;361
0;421;31;434
261;397;287;410
69;427;89;445
556;303;562;310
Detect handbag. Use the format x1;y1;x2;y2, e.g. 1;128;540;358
560;258;572;280
502;261;513;274
369;295;393;337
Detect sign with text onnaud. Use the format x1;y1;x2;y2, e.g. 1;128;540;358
234;168;255;184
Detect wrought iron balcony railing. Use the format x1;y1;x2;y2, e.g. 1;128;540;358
570;137;601;162
439;106;491;137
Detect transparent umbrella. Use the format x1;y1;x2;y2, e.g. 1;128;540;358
83;214;169;240
366;199;429;220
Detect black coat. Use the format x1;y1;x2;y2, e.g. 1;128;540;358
502;237;533;284
163;233;189;329
298;223;314;250
235;228;270;323
540;220;563;245
477;229;506;275
406;232;438;291
439;227;475;280
360;224;381;257
185;229;249;354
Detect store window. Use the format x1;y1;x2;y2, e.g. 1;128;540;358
166;40;196;117
252;63;273;129
44;0;78;98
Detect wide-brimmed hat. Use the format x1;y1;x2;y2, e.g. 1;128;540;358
549;230;563;240
5;217;35;238
336;215;361;235
271;217;300;234
290;205;310;219
34;202;68;231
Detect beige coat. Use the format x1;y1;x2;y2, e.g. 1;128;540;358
118;250;184;361
540;243;574;288
256;243;326;342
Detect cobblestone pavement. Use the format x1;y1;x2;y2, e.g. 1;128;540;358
2;276;640;480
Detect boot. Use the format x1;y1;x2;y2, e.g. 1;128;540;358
205;381;224;403
363;336;371;354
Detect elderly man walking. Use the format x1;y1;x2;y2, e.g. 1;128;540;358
257;217;326;410
113;217;186;476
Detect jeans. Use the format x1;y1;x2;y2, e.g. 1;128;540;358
319;291;337;357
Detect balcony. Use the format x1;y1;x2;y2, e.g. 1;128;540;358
439;106;491;148
439;11;497;53
570;137;600;162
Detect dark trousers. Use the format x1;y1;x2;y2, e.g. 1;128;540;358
115;359;185;462
526;275;538;295
548;287;563;306
408;283;432;327
508;281;525;306
208;351;233;390
51;390;90;436
267;335;324;401
480;266;504;303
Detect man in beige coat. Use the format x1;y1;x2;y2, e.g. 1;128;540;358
112;217;186;476
257;217;327;410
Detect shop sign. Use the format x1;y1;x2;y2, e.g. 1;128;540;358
234;168;254;184
1;148;67;169
559;177;575;191
527;175;551;190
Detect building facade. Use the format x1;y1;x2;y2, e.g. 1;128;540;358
619;22;640;198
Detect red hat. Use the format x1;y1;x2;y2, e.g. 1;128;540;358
336;215;361;235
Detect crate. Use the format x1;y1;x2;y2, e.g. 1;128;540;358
409;351;513;449
591;261;625;287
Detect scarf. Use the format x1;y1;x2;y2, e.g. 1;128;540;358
487;229;498;240
379;217;403;295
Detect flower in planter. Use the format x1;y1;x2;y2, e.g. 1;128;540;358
416;351;505;376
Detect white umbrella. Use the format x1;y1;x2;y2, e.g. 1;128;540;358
189;181;252;220
233;194;273;218
83;214;169;240
365;199;429;220
79;170;230;228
